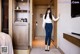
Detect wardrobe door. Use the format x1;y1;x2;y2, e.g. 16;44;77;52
1;0;9;34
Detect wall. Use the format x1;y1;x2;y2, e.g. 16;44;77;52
34;6;54;37
35;6;46;37
57;0;80;54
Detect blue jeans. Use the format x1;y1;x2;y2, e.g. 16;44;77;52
45;23;53;46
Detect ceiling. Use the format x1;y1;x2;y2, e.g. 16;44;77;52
33;0;54;6
15;0;54;6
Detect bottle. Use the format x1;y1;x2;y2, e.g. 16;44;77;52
24;18;27;22
16;6;20;10
21;18;24;22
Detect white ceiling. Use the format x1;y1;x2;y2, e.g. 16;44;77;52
33;0;54;6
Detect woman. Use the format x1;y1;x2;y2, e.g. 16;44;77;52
42;8;59;51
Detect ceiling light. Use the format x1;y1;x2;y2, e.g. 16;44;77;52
21;0;23;2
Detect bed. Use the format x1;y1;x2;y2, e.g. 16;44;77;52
0;32;14;54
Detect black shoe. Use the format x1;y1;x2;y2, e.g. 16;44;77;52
45;49;50;51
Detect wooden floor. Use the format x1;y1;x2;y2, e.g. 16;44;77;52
32;36;54;48
31;36;61;54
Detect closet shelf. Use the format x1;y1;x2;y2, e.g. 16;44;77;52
15;9;30;12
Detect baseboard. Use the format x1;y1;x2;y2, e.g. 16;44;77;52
14;49;30;54
58;47;64;54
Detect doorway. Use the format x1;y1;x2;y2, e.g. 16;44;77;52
32;0;58;48
1;0;9;34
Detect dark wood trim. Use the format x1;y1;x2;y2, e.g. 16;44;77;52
0;0;1;32
53;0;58;48
63;33;80;47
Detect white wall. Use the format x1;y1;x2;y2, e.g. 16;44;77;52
35;6;46;37
57;0;80;54
34;6;54;37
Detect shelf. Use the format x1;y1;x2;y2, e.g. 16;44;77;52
63;33;80;47
15;9;28;12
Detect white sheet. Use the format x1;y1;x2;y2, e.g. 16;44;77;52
0;32;14;54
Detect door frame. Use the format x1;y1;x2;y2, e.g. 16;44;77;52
9;0;13;37
30;0;58;48
53;0;58;48
30;0;33;47
0;0;13;37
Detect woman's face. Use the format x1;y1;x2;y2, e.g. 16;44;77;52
47;9;50;13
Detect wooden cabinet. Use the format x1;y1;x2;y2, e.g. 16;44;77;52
63;33;80;47
12;0;30;49
13;22;29;49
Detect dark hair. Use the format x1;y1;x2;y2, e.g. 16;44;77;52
45;8;52;20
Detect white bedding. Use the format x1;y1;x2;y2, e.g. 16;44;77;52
0;32;14;54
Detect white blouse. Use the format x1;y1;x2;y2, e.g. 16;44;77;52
42;14;59;28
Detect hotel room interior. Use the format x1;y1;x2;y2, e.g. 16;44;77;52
0;0;80;54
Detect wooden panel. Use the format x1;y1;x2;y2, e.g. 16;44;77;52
34;0;54;6
13;24;29;50
0;0;1;32
53;0;58;48
9;0;13;37
63;33;80;47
